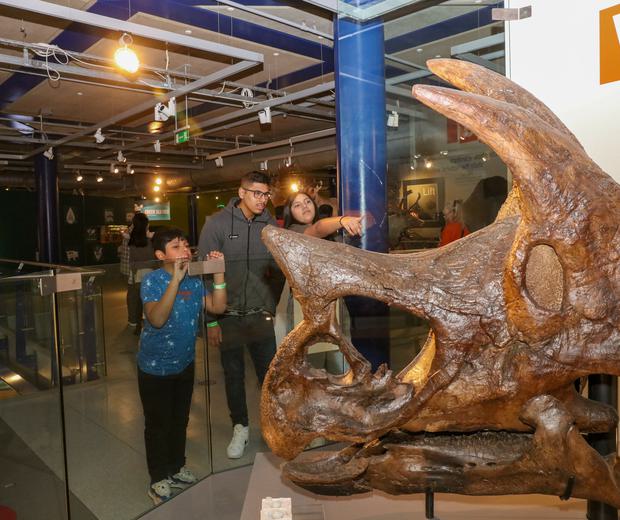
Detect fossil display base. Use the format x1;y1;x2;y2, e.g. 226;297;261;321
241;453;587;520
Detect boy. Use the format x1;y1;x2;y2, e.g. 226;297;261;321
138;227;226;504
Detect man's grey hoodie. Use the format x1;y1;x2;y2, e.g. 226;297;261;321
198;198;285;315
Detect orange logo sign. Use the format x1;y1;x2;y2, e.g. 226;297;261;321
600;4;620;85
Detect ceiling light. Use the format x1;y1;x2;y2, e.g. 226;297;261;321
153;185;160;192
291;182;299;192
127;164;134;175
387;110;399;128
184;29;192;35
416;48;423;53
259;160;268;171
43;147;54;160
214;196;218;200
94;128;105;143
435;54;442;58
114;167;119;174
154;140;161;153
215;156;224;168
226;6;234;11
425;159;433;169
76;174;83;182
96;175;103;183
154;196;160;203
440;150;449;156
258;106;272;125
77;91;83;96
114;33;140;74
117;150;126;163
196;194;200;199
273;52;280;56
155;177;162;185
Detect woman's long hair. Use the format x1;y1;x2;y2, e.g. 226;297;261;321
129;212;150;247
283;192;318;229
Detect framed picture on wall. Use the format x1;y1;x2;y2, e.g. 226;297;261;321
402;177;445;227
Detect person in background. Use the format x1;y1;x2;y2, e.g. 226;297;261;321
439;199;470;247
283;191;363;376
198;171;285;460
138;227;226;504
128;213;154;335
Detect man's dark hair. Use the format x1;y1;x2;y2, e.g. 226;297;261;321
240;171;271;187
151;227;187;254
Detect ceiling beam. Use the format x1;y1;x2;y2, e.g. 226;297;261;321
206;128;335;160
214;0;333;41
24;60;259;159
0;0;263;63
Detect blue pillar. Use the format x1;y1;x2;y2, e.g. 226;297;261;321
35;153;60;264
335;15;390;370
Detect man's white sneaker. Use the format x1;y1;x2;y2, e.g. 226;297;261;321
226;424;249;459
148;479;172;505
170;466;197;486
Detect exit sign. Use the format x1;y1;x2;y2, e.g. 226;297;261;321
175;126;190;144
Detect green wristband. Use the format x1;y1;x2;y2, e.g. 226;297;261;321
213;282;227;290
206;321;219;328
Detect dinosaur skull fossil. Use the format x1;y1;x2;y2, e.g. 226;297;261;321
260;59;620;506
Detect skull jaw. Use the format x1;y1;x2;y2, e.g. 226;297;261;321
283;396;620;507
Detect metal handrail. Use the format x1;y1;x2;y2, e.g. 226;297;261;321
0;258;105;277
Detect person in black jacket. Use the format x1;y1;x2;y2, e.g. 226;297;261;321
198;171;284;459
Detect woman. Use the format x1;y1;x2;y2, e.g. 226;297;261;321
283;191;363;238
282;191;364;376
127;212;154;335
439;199;470;247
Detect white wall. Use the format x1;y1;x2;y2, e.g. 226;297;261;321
506;0;620;182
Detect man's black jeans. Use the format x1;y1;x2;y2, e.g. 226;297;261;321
219;314;276;427
138;362;194;484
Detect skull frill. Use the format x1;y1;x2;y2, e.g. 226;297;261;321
259;59;620;507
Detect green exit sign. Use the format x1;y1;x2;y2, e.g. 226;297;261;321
175;127;190;144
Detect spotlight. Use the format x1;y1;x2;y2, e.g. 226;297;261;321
94;128;105;143
96;175;103;183
387;110;399;128
154;140;161;153
153;185;160;192
258;106;272;125
76;174;83;182
215;156;224;168
425;159;433;169
43;147;54;160
482;153;489;163
154;98;176;122
195;194;200;199
154;196;160;203
285;156;292;168
259;160;268;171
126;164;134;175
117;150;126;163
440;150;449;156
155;177;162;185
114;33;139;74
291;182;299;192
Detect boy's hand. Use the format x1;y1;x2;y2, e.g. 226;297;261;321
172;257;189;283
206;250;224;262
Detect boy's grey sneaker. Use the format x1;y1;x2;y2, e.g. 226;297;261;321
226;424;249;459
148;479;172;505
170;466;197;485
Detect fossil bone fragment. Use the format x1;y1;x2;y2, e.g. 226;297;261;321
260;58;620;507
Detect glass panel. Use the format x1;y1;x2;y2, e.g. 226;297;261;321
0;272;69;520
59;258;213;519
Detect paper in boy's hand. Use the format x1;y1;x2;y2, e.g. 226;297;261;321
187;258;225;276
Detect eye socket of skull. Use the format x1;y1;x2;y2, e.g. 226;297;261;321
524;244;564;312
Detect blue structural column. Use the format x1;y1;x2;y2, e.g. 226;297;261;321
35;153;60;264
335;15;390;370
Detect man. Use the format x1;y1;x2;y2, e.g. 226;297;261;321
198;171;284;459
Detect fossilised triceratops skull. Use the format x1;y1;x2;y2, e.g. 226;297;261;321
260;59;620;506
